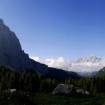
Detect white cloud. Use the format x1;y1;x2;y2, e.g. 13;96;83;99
29;56;105;73
30;56;41;62
44;57;71;70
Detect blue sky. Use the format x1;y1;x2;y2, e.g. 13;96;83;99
0;0;105;59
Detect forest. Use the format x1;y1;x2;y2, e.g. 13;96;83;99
0;66;105;94
0;66;105;105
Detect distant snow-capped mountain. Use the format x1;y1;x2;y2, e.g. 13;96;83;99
76;56;101;63
71;56;102;67
72;56;102;77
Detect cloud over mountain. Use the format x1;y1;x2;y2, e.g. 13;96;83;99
30;56;105;73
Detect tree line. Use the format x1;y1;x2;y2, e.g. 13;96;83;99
0;66;57;93
0;66;105;93
65;76;105;93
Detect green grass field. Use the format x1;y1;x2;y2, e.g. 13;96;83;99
0;91;105;105
33;93;105;105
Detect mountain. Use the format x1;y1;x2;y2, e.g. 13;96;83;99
76;56;101;63
0;19;80;80
97;67;105;76
78;71;98;77
71;56;102;76
0;19;48;74
48;67;81;81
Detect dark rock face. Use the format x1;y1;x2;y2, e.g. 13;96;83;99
48;67;81;81
97;67;105;76
52;84;90;96
0;19;81;80
0;19;48;74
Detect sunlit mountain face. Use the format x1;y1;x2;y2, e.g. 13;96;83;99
71;56;102;71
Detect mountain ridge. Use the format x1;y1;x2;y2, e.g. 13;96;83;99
0;19;48;74
0;19;80;80
97;67;105;76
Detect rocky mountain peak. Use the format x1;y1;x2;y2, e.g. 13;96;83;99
0;19;4;24
76;56;101;63
0;19;48;74
0;19;22;57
